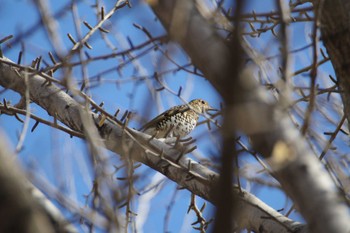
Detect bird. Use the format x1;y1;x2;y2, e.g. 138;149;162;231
140;99;216;139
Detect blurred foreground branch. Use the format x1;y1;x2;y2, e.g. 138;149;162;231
0;131;54;233
150;1;350;232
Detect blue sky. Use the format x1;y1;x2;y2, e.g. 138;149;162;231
2;0;345;232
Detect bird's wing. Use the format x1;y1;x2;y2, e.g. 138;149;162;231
139;104;190;131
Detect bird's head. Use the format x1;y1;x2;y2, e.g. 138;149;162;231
189;99;217;114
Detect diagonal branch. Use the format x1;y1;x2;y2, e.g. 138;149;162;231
0;57;305;233
149;1;350;233
0;131;55;233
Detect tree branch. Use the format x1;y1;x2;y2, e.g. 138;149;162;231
0;56;305;233
317;0;350;130
149;1;350;232
0;131;55;233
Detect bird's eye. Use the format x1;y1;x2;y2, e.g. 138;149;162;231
201;100;205;104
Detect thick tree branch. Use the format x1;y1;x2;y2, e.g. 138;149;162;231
317;0;350;130
0;57;305;233
149;1;350;233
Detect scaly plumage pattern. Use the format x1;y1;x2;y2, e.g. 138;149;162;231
140;99;213;138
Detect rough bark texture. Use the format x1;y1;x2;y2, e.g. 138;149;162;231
319;0;350;129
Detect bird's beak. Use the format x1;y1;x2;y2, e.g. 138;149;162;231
205;107;219;117
206;106;218;113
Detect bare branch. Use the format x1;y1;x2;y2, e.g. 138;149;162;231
149;1;350;232
0;56;305;233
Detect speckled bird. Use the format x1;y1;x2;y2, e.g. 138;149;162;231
140;99;215;138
